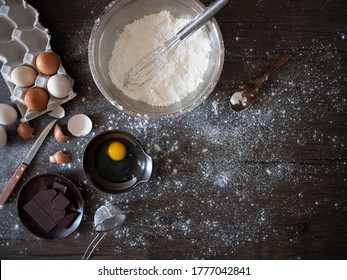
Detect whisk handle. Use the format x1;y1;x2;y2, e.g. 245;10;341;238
82;233;107;260
177;0;228;40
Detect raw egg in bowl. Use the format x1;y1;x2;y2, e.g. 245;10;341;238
83;130;153;193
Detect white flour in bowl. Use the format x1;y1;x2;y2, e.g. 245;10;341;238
108;11;212;107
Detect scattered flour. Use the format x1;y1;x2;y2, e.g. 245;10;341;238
108;11;212;107
1;3;346;260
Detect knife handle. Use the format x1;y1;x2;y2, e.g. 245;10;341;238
0;163;28;205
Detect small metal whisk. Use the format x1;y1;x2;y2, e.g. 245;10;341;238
123;0;229;90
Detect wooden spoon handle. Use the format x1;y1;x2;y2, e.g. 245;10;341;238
265;52;292;77
0;163;28;205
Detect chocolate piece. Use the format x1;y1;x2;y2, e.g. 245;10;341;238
40;216;56;233
56;211;79;228
55;216;72;228
31;207;48;224
52;193;70;210
53;181;67;194
51;209;65;221
32;191;48;206
23;199;39;215
65;211;78;222
21;178;80;233
42;189;57;201
41;200;54;215
66;202;76;212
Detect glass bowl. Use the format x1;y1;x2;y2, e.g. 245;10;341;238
88;0;225;118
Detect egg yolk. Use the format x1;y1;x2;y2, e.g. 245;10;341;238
107;141;127;161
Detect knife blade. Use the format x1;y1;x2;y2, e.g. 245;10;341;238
0;119;57;205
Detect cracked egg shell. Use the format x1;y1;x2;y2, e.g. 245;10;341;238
18;122;35;139
50;151;71;164
48;106;65;119
68;114;92;137
54;124;71;143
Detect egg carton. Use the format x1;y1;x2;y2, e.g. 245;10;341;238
0;0;76;121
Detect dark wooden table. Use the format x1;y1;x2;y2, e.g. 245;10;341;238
0;0;346;260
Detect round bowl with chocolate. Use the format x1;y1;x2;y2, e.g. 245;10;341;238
83;130;153;193
17;173;83;239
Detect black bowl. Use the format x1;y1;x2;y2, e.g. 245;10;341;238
83;130;153;193
17;173;84;239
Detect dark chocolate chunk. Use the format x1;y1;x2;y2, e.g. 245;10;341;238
31;207;48;224
53;181;67;194
32;191;48;206
66;202;76;212
55;211;79;228
40;216;56;233
23;199;39;215
42;189;57;201
65;211;79;222
41;200;55;215
52;193;70;210
51;209;65;222
22;177;80;234
55;216;72;228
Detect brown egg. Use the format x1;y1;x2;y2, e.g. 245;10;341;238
36;51;60;75
54;124;71;143
18;122;35;139
24;88;50;111
49;151;71;164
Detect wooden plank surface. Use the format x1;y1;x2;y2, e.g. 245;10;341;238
0;0;346;259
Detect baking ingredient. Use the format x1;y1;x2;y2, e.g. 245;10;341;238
0;103;18;125
22;181;79;233
47;74;71;98
107;141;127;161
17;122;35;139
0;126;7;148
24;87;50;111
54;124;71;143
36;51;60;75
94;137;137;183
48;106;65;119
230;91;247;106
230;52;292;112
108;11;211;107
68;114;92;137
49;151;71;164
11;65;37;87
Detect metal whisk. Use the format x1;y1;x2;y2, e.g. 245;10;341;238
123;0;228;90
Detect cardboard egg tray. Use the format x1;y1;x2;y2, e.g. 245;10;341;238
0;0;76;121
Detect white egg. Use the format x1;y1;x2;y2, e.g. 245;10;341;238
0;126;7;148
0;103;18;125
68;114;92;137
47;74;71;98
11;65;37;87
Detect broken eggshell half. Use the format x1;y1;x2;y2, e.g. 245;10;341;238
17;121;35;139
54;124;71;143
49;151;71;164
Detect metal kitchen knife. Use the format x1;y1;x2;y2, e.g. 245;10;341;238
0;119;57;205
